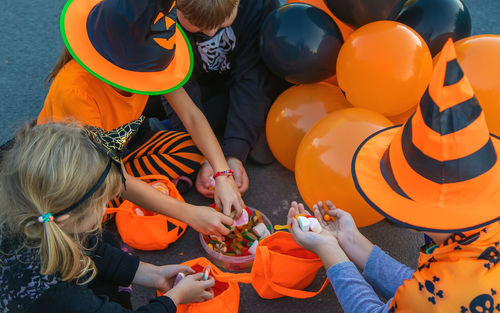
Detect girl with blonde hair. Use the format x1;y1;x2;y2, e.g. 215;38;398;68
0;121;214;312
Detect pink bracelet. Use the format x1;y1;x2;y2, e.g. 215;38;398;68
213;169;234;179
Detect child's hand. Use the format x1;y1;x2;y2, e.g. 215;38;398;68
156;265;195;294
314;200;375;270
226;157;249;195
188;205;234;236
288;201;350;269
164;272;215;305
196;161;215;198
312;200;359;248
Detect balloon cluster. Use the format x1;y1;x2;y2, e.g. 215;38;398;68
263;0;500;227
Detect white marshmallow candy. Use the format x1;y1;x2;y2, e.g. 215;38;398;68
248;240;259;255
297;216;311;232
308;217;322;233
253;223;268;237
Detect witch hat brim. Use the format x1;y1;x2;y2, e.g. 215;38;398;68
351;39;500;233
61;0;192;95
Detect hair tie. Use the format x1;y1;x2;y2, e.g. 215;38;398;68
38;213;54;223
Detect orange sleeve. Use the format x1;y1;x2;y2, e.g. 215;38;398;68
39;86;104;129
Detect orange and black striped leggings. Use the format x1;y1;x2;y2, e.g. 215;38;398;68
108;129;204;207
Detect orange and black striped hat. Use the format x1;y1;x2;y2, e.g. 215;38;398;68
352;39;500;233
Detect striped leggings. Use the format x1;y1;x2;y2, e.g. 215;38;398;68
109;128;204;207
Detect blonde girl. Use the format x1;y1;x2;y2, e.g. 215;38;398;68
0;122;214;312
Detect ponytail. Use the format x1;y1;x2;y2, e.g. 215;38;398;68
39;221;96;284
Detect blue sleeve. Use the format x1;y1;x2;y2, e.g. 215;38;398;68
327;262;392;313
362;245;415;299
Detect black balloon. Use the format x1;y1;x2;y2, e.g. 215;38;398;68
323;0;406;29
260;3;343;84
396;0;471;56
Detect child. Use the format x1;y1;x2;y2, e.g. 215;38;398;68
38;0;244;234
287;40;500;313
160;0;285;197
0;121;215;312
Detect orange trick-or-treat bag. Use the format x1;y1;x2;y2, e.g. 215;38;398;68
105;174;187;250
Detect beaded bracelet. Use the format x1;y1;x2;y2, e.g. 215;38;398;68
213;169;234;179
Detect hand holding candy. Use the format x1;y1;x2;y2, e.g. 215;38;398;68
287;202;349;269
275;202;322;233
312;200;359;247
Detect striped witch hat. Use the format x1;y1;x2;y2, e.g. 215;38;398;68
352;39;500;233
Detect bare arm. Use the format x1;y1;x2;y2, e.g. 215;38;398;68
121;168;233;235
164;88;244;216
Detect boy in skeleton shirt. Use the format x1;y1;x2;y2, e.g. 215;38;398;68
161;0;284;197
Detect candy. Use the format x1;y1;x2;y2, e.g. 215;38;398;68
323;214;332;222
260;228;271;240
173;272;185;287
253;223;268;237
152;181;170;196
248;240;259;255
202;266;211;281
204;208;271;257
297;216;310;232
309;217;322;233
232;209;249;227
242;231;258;241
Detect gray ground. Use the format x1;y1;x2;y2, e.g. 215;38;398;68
1;0;499;312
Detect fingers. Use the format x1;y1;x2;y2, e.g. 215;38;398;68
313;207;328;228
232;199;244;219
239;171;249;194
200;290;214;301
175;265;195;275
215;213;233;236
287;202;299;224
297;202;307;215
201;276;215;289
234;170;243;189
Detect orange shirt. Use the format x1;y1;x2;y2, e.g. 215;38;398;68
38;60;148;130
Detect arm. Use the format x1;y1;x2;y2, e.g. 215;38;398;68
164;88;244;216
328;262;393;313
34;283;177;313
314;201;414;299
121;168;233;235
362;246;415;299
287;202;392;313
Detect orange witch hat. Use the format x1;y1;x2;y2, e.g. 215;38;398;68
60;0;192;95
352;39;500;233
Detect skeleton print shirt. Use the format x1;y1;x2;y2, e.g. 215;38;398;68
177;0;284;162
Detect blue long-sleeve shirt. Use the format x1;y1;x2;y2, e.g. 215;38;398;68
327;245;415;313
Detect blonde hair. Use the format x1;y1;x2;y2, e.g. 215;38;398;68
0;121;122;283
177;0;239;30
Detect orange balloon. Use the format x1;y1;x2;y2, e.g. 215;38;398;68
323;74;338;86
267;83;350;171
295;108;392;227
286;0;354;40
387;105;417;125
454;35;500;137
337;21;433;116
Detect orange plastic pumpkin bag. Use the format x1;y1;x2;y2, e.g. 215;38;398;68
249;231;329;299
105;174;187;250
157;258;251;313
